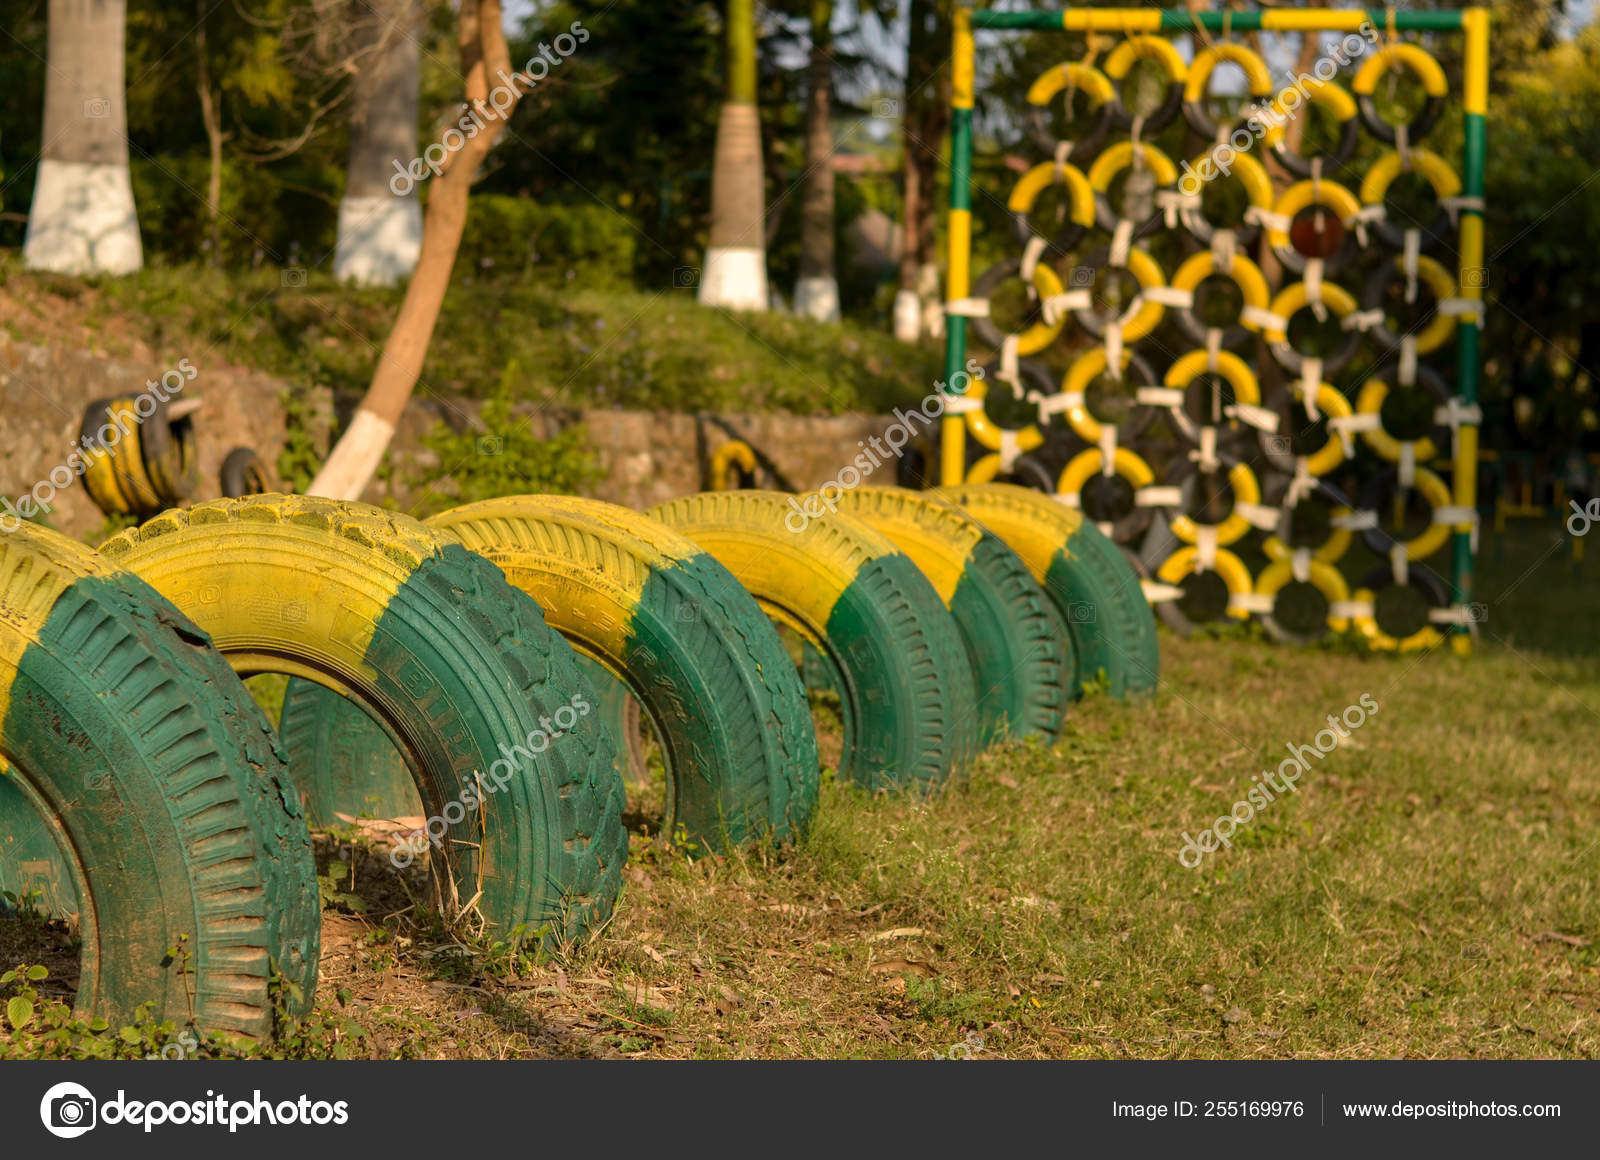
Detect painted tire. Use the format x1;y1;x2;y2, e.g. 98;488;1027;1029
1362;253;1457;355
1153;545;1254;632
1261;476;1355;567
934;482;1159;698
1265;178;1363;275
970;258;1068;356
0;522;318;1038
1161;349;1263;447
1177;149;1273;247
1008;160;1098;259
1356;466;1453;561
1025;61;1116;161
1355;363;1453;464
1264;280;1365;377
829;487;1072;747
100;495;627;939
647;491;978;793
1351;563;1450;652
1072;244;1166;342
1261;382;1354;478
141;401;200;507
1056;445;1157;544
1169;249;1271;351
428;495;818;846
1061;345;1161;444
80;397;162;516
1103;36;1186;133
1088;141;1179;240
221;446;276;497
1264;80;1361;179
1352;43;1447;145
277;681;418;825
79;396;134;516
1165;454;1263;549
1181;43;1274;139
1359;147;1461;250
1255;557;1353;644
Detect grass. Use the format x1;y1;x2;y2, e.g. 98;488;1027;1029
11;521;1591;1060
0;255;941;415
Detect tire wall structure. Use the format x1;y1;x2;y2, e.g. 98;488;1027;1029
939;6;1489;654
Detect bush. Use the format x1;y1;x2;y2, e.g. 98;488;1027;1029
454;196;635;285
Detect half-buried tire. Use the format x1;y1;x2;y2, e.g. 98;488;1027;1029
648;490;977;793
99;495;627;940
935;482;1160;698
430;495;819;846
828;487;1072;746
0;521;318;1038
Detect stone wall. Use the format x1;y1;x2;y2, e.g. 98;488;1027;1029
0;336;927;539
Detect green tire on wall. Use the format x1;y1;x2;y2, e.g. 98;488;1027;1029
935;482;1160;697
648;491;978;792
828;487;1072;746
0;521;319;1039
100;495;627;940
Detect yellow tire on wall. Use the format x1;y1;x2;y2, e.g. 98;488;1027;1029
647;490;978;793
99;495;628;940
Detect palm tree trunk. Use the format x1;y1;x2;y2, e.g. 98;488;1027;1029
894;0;950;342
24;0;142;275
195;1;224;265
793;0;839;322
698;0;768;311
334;0;424;287
307;0;517;501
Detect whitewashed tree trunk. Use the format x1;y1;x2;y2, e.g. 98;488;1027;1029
699;0;767;311
24;0;142;276
334;0;424;287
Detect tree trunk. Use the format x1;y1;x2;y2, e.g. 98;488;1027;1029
307;0;517;501
24;0;142;275
894;0;950;342
335;0;424;287
793;0;838;321
195;1;224;266
698;0;768;311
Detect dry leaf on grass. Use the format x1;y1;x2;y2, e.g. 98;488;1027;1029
867;927;929;942
869;959;938;979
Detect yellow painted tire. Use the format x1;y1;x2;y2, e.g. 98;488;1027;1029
1182;43;1273;138
647;491;978;792
1264;279;1364;375
1025;61;1116;160
1104;35;1186;132
962;373;1046;455
1255;557;1352;644
934;483;1160;698
100;495;628;939
1355;364;1453;463
1073;244;1167;342
1056;446;1157;544
1166;457;1262;548
1359;147;1461;249
709;439;758;490
1008;159;1098;256
1154;546;1254;631
1261;382;1353;477
1363;253;1457;355
1061;345;1161;443
1177;150;1274;246
1264;80;1360;179
1350;563;1450;652
0;521;318;1039
1352;43;1448;145
1170;249;1271;349
1161;349;1261;445
1356;466;1453;561
1267;177;1363;274
1089;141;1178;239
828;488;1072;747
1261;478;1355;566
970;258;1068;356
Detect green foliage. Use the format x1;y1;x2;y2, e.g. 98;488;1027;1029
277;387;325;493
454;197;636;286
405;367;602;519
0;964;213;1060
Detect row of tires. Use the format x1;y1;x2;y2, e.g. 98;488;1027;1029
0;483;1158;1042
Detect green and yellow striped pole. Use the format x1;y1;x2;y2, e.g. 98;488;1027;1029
941;6;976;486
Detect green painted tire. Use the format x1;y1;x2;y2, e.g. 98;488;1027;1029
0;522;318;1038
935;482;1160;697
428;496;819;846
648;491;978;792
278;680;419;826
829;487;1072;746
99;495;627;940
